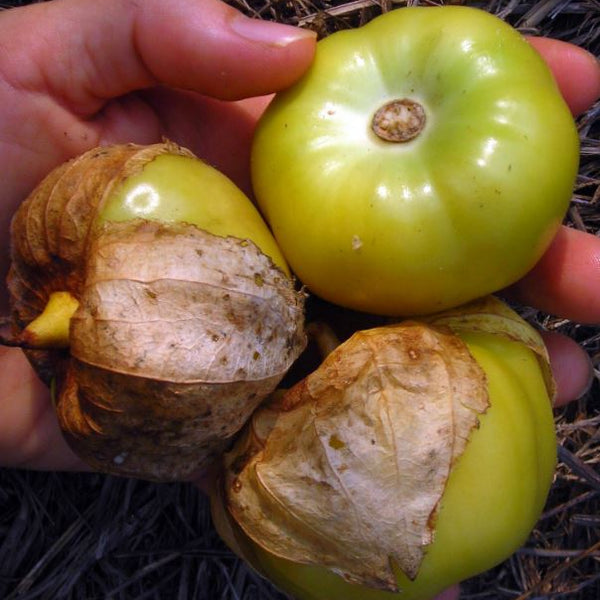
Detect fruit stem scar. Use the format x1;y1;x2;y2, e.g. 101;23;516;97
371;98;426;143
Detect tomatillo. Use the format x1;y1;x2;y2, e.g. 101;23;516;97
6;142;306;481
251;6;579;316
213;298;557;600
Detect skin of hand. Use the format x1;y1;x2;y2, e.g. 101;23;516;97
0;3;599;598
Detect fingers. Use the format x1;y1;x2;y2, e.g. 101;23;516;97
506;233;597;408
1;0;316;110
434;586;460;600
507;227;600;324
527;37;600;117
135;0;316;100
542;331;594;407
506;227;598;407
0;347;85;470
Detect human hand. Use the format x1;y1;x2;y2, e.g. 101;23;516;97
0;0;598;501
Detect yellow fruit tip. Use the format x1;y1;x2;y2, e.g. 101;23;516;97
24;291;79;349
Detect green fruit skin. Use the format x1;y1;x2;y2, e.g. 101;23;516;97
251;6;579;315
239;331;557;600
100;153;289;274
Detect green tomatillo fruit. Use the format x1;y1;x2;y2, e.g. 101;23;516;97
212;296;557;600
251;6;579;316
5;142;306;481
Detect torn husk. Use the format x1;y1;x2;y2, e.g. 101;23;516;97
422;295;555;402
216;297;555;592
5;142;306;481
7;142;192;382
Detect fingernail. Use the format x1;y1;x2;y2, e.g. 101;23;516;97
230;15;316;47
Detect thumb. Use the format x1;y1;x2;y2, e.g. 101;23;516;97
1;0;316;109
133;0;317;100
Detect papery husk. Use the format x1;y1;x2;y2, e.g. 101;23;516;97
218;320;490;592
422;295;556;402
6;142;306;481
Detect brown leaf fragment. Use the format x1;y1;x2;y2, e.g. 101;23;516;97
70;220;302;383
224;322;489;591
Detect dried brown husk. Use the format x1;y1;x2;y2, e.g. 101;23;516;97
216;297;554;592
6;142;306;481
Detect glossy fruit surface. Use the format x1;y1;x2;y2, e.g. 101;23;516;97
252;6;579;315
101;152;289;273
